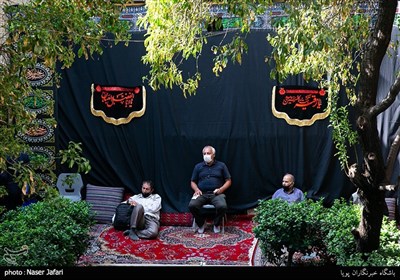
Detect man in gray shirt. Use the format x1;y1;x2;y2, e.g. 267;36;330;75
272;173;305;203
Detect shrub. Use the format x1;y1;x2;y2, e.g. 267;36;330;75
0;197;95;266
321;200;400;266
253;197;400;266
319;198;361;265
252;198;328;266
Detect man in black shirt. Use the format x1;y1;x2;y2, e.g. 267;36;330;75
188;145;231;234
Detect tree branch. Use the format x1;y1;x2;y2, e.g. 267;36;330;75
384;125;400;182
370;74;400;117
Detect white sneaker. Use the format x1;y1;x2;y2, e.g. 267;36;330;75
213;225;221;233
197;224;205;234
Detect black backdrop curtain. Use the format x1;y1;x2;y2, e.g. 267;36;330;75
56;30;383;213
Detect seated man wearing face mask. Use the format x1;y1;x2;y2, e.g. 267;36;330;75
189;145;232;234
272;173;305;203
113;180;162;240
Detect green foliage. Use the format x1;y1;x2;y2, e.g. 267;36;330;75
135;1;381;171
61;174;79;189
137;0;274;97
321;200;400;266
0;0;130;201
267;0;372;169
328;97;359;170
254;198;400;266
319;198;361;265
132;0;385;179
0;197;95;266
212;35;248;76
137;0;211;97
364;218;400;266
253;198;327;265
0;186;7;214
340;218;400;266
59;142;91;174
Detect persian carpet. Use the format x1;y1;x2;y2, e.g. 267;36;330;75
77;214;258;266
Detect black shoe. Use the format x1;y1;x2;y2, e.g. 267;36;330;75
123;229;130;236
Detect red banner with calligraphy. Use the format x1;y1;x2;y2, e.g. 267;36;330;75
272;86;330;126
90;84;146;125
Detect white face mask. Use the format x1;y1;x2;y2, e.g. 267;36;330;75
203;154;212;163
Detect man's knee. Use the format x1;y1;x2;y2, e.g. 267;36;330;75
214;198;228;210
188;200;201;211
216;204;227;212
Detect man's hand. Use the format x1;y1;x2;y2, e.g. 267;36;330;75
128;198;137;206
194;189;202;196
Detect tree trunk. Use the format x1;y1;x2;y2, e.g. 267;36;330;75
286;249;294;267
349;115;387;252
350;181;385;252
351;95;387;252
350;0;397;253
384;126;400;183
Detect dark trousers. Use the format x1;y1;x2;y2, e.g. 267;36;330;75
188;193;227;227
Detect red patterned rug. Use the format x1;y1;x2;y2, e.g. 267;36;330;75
77;214;257;266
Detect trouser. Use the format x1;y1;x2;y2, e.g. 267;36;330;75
129;204;160;239
188;193;227;227
135;215;160;239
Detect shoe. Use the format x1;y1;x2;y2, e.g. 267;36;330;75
123;229;130;236
129;229;139;240
213;225;221;233
197;224;205;234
